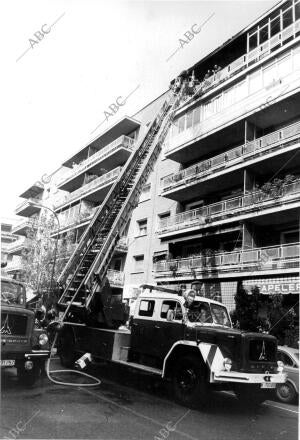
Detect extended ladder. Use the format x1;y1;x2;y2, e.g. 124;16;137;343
57;85;184;316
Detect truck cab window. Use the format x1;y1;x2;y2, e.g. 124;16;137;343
161;301;183;321
138;300;155;317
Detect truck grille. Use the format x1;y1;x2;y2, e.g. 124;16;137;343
1;313;27;336
249;339;276;363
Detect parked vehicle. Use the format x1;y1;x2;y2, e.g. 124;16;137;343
276;345;299;403
57;284;286;408
1;276;50;385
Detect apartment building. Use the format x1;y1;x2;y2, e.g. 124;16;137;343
13;0;299;311
151;0;300;310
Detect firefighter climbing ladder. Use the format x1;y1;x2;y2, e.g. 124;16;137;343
57;84;185;316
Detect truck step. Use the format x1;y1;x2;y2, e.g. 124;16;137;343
113;360;162;376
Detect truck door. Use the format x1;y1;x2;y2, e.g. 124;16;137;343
130;298;157;360
155;300;184;360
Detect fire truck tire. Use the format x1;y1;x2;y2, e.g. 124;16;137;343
275;380;297;404
17;362;41;386
172;355;208;408
58;331;76;368
234;385;268;407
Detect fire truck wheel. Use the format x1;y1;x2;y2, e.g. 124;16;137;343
58;331;76;368
275;381;297;404
17;362;41;386
172;355;207;408
234;385;268;408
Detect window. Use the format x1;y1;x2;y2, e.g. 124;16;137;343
158;211;170;228
277;351;294;367
282;6;293;29
134;255;144;272
296;1;300;20
160;301;183;321
259;24;269;45
249;30;258;51
139;183;151;203
137;219;147;236
281;229;299;244
270;15;281;37
139;300;155;317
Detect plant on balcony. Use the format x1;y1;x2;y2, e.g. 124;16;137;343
169;262;178;277
259;174;296;199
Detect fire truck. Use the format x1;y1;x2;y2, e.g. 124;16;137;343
1;276;50;385
55;80;286;407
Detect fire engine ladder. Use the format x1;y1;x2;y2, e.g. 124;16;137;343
57;85;184;315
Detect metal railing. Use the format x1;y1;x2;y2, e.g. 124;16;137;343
179;19;300;107
54;167;122;209
54;207;98;232
58;135;134;187
107;269;125;287
158;180;300;233
6;238;30;253
15;198;42;213
154;243;300;275
161;120;300;190
12;218;37;234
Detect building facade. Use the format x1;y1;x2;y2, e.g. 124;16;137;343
12;0;300;312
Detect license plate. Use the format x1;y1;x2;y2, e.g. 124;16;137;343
261;382;276;389
1;359;15;367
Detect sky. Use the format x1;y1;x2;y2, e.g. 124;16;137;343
1;0;276;223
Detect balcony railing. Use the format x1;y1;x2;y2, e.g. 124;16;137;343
58;135;134;187
115;237;128;252
107;269;125;287
158;180;300;234
6;239;30;254
6;257;24;272
154;243;300;276
161;120;300;191
180;19;300;107
53;207;98;233
12;218;37;234
15;198;42;214
55;167;122;209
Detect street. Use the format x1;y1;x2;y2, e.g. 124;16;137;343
1;359;298;440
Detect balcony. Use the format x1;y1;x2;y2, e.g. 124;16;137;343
179;19;300;110
166;44;300;163
6;239;30;256
12;219;37;236
107;269;125;288
6;257;24;273
154;243;299;281
52;208;97;235
115;237;128;254
161;120;300;201
158;179;300;238
15;198;42;217
54;167;122;210
58;136;134;192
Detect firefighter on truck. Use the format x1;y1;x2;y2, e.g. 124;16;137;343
56;283;286;408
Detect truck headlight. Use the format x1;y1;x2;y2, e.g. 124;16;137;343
277;360;284;373
223;358;232;371
39;333;48;346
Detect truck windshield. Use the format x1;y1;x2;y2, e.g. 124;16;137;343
1;280;26;306
187;301;231;327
